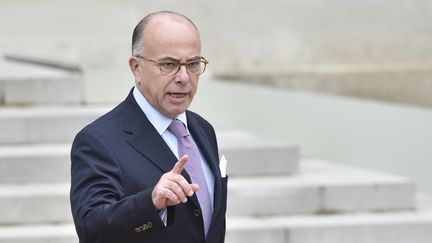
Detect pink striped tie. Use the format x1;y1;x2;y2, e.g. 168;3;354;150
168;119;212;237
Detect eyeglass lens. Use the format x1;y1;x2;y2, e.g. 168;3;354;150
160;60;206;75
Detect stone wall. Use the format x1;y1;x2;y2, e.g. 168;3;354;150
1;0;431;105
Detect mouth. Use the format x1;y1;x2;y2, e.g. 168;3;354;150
168;93;188;98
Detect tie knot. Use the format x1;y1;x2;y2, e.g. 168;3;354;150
168;119;189;138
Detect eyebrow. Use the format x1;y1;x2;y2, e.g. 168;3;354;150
157;56;201;62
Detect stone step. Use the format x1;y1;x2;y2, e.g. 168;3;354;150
0;161;415;224
0;105;300;179
0;144;70;183
1;208;432;243
228;160;415;216
0;183;72;225
226;207;432;243
0;59;83;105
0;131;298;183
217;129;299;176
0;106;110;144
0;224;77;243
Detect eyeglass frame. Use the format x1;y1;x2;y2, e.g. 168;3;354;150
134;55;209;76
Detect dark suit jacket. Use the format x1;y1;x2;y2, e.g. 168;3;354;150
70;89;227;243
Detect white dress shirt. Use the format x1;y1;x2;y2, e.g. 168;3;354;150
132;87;215;220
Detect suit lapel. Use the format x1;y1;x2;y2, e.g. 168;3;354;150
122;91;178;173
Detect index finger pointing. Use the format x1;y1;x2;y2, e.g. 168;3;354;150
171;155;189;174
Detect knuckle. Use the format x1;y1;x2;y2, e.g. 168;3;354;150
172;174;183;181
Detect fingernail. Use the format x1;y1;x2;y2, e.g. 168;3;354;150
188;191;193;197
183;198;188;203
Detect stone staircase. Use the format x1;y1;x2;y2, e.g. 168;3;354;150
1;59;432;243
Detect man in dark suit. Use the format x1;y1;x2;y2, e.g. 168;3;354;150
70;11;227;243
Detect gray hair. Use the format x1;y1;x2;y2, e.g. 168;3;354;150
131;11;198;56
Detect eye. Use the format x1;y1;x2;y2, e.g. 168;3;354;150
160;62;178;70
187;61;201;69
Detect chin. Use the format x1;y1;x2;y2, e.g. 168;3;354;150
167;109;186;119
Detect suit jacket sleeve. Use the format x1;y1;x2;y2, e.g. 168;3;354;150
70;129;164;242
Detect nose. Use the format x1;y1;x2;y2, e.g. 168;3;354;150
175;65;190;82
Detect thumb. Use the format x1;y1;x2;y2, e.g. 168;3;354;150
191;183;199;193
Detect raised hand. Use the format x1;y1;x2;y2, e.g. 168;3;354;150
151;155;199;210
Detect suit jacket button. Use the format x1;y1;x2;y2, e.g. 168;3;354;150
193;209;202;217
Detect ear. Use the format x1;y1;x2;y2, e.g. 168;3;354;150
128;56;141;80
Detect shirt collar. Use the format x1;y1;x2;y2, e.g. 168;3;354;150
133;87;188;135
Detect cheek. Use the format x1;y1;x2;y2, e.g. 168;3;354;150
144;74;163;91
156;80;171;98
138;75;162;100
191;79;199;93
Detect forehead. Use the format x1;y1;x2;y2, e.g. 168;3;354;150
141;14;201;57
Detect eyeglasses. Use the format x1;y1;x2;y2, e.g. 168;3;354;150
135;55;209;76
